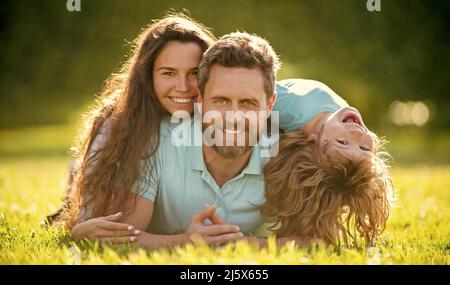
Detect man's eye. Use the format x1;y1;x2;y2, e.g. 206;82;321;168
360;146;370;151
216;99;227;105
242;100;255;106
162;71;175;76
190;70;199;77
337;140;348;145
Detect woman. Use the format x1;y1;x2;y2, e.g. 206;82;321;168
57;12;216;243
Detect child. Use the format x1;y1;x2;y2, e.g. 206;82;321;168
262;79;393;247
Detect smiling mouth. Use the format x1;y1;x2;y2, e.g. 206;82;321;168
342;111;369;134
223;128;245;135
342;113;362;126
169;97;196;104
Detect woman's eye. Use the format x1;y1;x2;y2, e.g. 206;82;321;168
337;140;348;145
190;70;199;77
360;146;370;151
162;71;175;76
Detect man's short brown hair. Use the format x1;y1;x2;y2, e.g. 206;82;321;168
198;32;281;98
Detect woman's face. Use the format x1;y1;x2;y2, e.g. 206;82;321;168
153;41;203;115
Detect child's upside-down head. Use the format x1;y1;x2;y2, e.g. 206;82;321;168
262;107;394;247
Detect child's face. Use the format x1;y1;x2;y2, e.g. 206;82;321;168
319;107;374;163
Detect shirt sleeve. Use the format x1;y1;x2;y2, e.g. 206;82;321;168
132;137;166;202
274;79;349;132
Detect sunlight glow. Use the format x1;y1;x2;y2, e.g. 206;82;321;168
389;100;430;127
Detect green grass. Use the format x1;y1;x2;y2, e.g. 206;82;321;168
0;125;449;264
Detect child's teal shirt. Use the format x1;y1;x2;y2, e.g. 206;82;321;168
273;79;349;132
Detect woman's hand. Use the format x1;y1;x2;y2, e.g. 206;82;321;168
71;212;141;244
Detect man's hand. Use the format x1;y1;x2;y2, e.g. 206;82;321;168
203;203;227;225
71;212;141;244
184;204;243;246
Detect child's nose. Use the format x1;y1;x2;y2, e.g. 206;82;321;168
349;127;364;137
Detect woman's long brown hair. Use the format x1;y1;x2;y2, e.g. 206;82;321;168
64;13;215;228
262;131;393;247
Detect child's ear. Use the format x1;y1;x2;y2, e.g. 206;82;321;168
307;134;318;142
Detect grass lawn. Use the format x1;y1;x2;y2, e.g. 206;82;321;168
0;125;449;264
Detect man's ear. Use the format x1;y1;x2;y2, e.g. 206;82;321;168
195;89;202;103
267;92;277;116
194;93;203;114
307;133;318;142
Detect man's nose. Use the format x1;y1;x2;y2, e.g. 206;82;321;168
224;109;245;121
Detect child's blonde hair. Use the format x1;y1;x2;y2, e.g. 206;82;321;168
261;130;393;247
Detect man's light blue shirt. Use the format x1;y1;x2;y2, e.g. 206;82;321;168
136;118;269;236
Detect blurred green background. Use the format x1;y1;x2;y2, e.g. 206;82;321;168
0;0;449;164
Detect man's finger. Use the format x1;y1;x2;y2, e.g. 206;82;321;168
192;205;217;223
208;210;227;225
203;204;227;224
208;232;243;246
204;224;240;236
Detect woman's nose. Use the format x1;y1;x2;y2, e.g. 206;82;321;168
176;76;189;92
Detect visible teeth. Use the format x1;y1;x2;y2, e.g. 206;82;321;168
344;116;360;125
171;97;193;104
224;129;244;135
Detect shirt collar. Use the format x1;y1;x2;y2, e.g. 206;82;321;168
189;118;263;176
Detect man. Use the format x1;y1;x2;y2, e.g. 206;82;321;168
118;32;281;249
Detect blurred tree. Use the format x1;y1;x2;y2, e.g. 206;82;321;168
0;0;448;131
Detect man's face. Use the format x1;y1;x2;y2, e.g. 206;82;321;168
320;107;375;163
201;65;274;158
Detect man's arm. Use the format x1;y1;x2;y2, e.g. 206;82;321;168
121;197;243;249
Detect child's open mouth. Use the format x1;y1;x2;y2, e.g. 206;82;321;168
342;113;362;126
